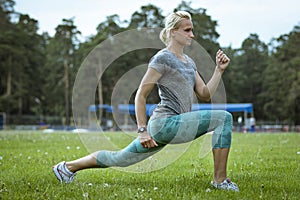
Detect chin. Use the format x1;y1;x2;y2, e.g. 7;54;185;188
186;40;192;46
185;41;192;46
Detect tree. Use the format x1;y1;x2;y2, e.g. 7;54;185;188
128;4;164;28
14;14;46;120
0;0;17;108
0;1;45;124
44;18;81;125
229;34;269;119
262;26;300;124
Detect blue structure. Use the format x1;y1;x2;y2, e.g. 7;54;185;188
89;103;253;130
89;103;253;116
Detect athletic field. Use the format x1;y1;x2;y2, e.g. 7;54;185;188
0;131;299;199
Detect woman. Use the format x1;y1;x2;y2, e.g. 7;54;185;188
53;11;239;192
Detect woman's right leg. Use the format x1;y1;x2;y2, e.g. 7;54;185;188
66;151;100;173
66;137;164;173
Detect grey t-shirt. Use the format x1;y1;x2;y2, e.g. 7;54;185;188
149;48;197;120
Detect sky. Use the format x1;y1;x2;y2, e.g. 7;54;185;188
14;0;299;48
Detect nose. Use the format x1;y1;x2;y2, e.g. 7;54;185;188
190;31;194;38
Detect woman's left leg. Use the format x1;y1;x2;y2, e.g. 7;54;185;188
149;110;232;147
212;148;229;183
149;110;234;184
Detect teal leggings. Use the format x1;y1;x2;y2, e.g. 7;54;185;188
96;110;232;168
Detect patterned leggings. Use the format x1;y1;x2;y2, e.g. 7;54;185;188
96;110;232;168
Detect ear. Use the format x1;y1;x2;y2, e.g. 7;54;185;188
170;29;175;37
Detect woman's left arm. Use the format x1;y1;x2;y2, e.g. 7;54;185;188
194;49;230;101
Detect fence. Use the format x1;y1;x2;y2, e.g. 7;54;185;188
1;114;300;133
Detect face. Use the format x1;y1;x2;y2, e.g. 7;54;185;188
171;19;194;46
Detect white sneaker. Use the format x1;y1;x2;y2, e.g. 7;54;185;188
52;161;76;183
211;178;239;192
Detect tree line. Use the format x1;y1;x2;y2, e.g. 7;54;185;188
0;0;299;126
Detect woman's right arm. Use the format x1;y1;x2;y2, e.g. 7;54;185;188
135;67;162;148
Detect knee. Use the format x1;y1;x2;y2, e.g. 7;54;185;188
215;110;232;126
223;111;233;134
214;112;232;148
224;111;233;124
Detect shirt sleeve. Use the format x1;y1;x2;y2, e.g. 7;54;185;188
148;53;166;75
187;56;197;71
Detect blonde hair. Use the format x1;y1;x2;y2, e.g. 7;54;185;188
159;11;192;46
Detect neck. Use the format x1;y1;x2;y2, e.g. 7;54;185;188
166;43;186;62
166;43;184;57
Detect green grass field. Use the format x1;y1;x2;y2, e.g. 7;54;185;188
0;131;299;200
